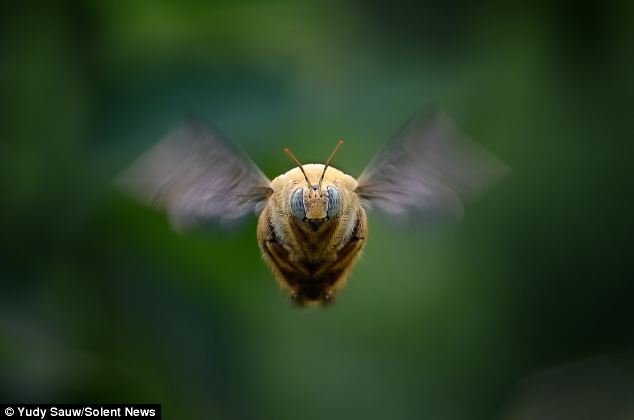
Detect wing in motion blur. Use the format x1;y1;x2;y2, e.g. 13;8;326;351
116;116;272;231
356;109;509;221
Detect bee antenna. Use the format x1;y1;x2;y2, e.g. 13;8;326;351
318;139;344;192
283;147;311;188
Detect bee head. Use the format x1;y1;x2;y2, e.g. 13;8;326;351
284;141;344;227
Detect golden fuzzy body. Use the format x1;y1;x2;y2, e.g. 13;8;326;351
257;164;367;306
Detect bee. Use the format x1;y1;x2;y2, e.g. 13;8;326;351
118;109;507;306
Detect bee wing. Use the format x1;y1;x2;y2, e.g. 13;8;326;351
356;109;509;222
116;115;272;231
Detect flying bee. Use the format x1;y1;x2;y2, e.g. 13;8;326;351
118;109;507;306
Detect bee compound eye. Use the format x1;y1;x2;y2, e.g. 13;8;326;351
290;188;306;219
326;186;341;219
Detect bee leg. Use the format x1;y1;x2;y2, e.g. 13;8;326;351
290;292;307;308
320;291;336;307
315;210;367;297
258;208;310;298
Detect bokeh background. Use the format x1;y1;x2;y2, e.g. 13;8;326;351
2;1;634;419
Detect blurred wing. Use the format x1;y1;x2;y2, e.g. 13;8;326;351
356;109;509;222
116;115;272;231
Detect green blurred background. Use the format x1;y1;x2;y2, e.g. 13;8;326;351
2;1;634;419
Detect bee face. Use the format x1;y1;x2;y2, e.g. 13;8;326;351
277;165;355;218
290;183;342;229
